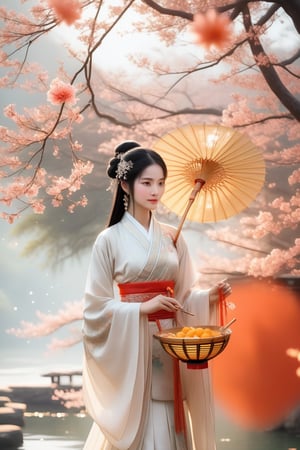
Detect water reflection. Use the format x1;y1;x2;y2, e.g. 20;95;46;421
21;413;91;450
21;437;84;450
216;407;299;450
18;410;299;450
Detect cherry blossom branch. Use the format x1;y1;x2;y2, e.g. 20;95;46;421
0;0;299;229
197;239;300;278
48;332;83;352
6;300;83;338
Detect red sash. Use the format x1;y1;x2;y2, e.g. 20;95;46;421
118;280;186;436
118;280;175;322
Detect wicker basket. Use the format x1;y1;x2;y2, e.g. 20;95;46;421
154;325;231;369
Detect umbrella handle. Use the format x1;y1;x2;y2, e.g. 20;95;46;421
174;179;205;244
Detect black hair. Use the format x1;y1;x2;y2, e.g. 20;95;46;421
106;140;167;227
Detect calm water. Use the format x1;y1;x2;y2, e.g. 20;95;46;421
1;365;298;449
17;411;299;450
20;414;90;450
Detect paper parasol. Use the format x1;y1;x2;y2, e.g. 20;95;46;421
152;124;265;243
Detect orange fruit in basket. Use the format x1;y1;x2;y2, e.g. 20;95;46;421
201;331;212;338
186;328;196;337
164;326;222;339
176;331;185;337
195;327;204;337
182;326;190;333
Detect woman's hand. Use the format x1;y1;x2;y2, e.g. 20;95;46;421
209;280;232;304
140;295;182;315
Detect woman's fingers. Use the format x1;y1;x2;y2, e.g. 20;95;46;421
159;295;181;311
209;282;232;304
140;295;181;315
218;280;232;297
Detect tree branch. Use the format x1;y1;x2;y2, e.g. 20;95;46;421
242;5;300;120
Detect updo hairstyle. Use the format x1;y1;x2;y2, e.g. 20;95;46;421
106;140;167;227
107;141;140;180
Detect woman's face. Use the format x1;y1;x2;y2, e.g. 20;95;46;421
131;163;165;213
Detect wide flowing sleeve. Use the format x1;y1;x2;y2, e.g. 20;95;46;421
82;232;151;450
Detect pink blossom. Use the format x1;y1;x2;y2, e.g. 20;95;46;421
71;140;83;152
67;108;84;123
241;211;281;238
291;193;300;207
191;9;233;49
68;194;88;213
7;300;83;338
46;177;69;196
48;0;82;25
286;348;300;378
46;160;93;202
32;201;46;214
255;52;271;67
288;168;300;185
0;212;19;224
52;145;60;157
271;197;291;213
287;348;300;379
0;177;32;201
48;332;83;351
4;104;17;119
51;195;64;207
53;388;84;409
268;145;300;165
0;155;21;169
247;240;300;277
47;78;77;106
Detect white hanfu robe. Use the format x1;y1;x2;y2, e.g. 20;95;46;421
82;212;218;450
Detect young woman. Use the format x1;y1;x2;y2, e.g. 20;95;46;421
82;140;232;450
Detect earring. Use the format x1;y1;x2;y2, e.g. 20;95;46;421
123;193;129;211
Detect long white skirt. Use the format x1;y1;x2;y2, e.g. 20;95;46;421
83;399;188;450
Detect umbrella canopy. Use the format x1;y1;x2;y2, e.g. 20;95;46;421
153;124;265;225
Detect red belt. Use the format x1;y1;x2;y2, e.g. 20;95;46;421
118;280;176;322
118;279;186;436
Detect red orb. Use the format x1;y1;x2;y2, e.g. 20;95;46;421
212;277;300;429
